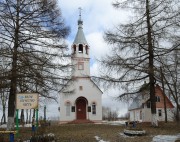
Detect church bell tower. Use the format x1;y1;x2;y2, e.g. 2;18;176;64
59;8;102;124
71;8;90;77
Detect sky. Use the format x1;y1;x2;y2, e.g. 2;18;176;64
39;0;130;119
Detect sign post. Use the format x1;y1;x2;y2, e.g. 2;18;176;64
16;93;39;110
36;109;38;129
16;93;39;136
15;109;19;137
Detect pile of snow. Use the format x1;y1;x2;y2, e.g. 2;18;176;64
0;123;32;128
153;134;180;142
94;136;109;142
104;120;126;126
119;132;134;138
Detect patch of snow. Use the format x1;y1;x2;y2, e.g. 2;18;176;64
152;134;180;142
103;120;127;126
0;123;35;128
0;124;7;128
95;136;109;142
119;133;134;138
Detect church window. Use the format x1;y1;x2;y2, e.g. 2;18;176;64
79;86;83;90
88;106;91;112
71;106;75;112
147;101;151;108
79;44;83;53
85;45;88;54
66;102;71;116
155;96;160;102
140;111;142;120
92;103;96;115
78;62;84;70
73;45;76;54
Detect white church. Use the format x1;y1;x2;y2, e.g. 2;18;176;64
59;13;103;124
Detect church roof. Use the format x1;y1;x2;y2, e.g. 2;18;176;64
73;19;88;45
128;95;142;111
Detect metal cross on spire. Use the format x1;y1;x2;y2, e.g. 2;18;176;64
78;7;82;20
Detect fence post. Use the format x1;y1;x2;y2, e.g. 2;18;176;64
16;109;19;137
36;109;38;129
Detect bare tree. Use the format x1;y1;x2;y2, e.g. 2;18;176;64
156;49;180;121
95;0;179;126
0;0;71;130
102;107;118;121
0;57;10;124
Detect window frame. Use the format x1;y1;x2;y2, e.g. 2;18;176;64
78;62;84;70
79;86;83;90
92;103;96;115
155;96;161;102
158;109;162;117
66;102;71;116
147;101;151;108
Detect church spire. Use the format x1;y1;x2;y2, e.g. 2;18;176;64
78;7;83;28
73;7;88;45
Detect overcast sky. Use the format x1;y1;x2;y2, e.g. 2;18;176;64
38;0;130;119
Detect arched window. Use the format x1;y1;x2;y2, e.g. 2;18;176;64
66;102;71;116
73;45;76;54
79;44;83;53
92;102;96;115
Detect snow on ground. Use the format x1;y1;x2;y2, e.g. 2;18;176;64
1;121;179;142
119;132;134;138
152;134;180;142
95;136;109;142
0;124;32;128
102;120;126;126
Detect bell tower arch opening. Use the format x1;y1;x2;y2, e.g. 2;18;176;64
78;44;83;53
73;45;76;54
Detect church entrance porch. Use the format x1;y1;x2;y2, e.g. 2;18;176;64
76;97;88;120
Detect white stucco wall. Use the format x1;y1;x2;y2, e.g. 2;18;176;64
59;78;102;123
157;108;174;122
72;57;90;77
142;108;151;122
130;108;174;122
129;109;142;121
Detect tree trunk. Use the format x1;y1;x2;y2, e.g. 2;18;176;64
3;106;6;124
7;0;20;130
146;0;158;126
176;107;179;122
160;67;167;123
33;109;35;119
20;109;24;126
29;109;32;124
26;109;28;124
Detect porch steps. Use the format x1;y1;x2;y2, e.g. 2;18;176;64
68;119;94;124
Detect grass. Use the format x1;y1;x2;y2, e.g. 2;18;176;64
0;121;179;142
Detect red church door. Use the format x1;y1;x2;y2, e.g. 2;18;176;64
76;98;87;119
